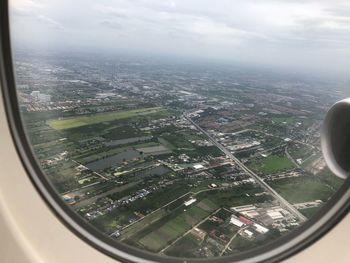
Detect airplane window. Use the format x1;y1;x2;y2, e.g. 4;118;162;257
3;0;350;262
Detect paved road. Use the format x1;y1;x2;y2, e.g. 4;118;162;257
185;115;307;222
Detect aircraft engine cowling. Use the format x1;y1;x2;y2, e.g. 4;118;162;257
322;98;350;179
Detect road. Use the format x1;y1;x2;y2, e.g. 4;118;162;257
285;147;300;168
72;159;109;180
72;181;141;209
219;226;248;256
185;115;307;222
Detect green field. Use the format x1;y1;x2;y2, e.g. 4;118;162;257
137;204;213;252
160;132;195;150
119;209;168;241
165;233;202;258
226;235;258;255
139;213;192;252
272;116;296;124
318;169;344;190
268;177;335;203
301;153;322;169
249;155;295;174
196;185;272;208
288;144;314;161
47;107;165;130
300;207;321;219
125;199;217;253
166;208;239;257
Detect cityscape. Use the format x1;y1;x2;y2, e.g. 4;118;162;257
15;51;346;259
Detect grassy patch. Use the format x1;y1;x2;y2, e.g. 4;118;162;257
138;214;192;251
227;235;256;255
267;176;335;203
300;206;321;219
118;209;168;241
47;107;165;130
165;233;202;258
272;117;296;124
196;185;272;208
103;125;147;140
288;144;314;161
160;132;194;150
126;201;215;253
248;155;295;174
318;168;344;190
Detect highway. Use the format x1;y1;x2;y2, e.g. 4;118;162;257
185;115;307;222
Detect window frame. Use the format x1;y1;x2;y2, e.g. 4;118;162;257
1;1;350;262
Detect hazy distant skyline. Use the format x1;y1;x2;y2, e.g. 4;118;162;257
10;0;350;76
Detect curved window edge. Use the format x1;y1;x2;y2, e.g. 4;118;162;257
1;1;350;263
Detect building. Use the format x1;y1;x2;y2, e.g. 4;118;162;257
184;198;197;206
243;229;254;238
254;223;269;234
239;215;253;225
193;164;204;170
38;93;51;103
267;210;284;220
230;215;245;227
232;204;257;212
191;227;207;240
30;90;40;98
30;91;51;103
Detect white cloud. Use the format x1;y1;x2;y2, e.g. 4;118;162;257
36;15;63;30
8;0;350;75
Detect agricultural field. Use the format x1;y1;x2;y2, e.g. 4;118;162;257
103;125;148;140
287;143;314;163
318;169;344;190
125;199;218;253
271;116;297;124
165;209;241;258
225;235;257;255
248;155;295;174
195;185;273;208
160;132;196;150
138;212;194;252
159;130;223;159
91;182;193;234
300;153;322;169
165;232;203;258
118;208;169;241
267;176;335;203
47;107;165;130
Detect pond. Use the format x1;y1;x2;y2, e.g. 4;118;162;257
86;148;141;171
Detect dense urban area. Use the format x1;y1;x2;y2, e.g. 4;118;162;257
15;52;346;258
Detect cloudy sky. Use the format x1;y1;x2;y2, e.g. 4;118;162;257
9;0;350;76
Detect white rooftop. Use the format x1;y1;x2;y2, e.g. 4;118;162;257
184;198;197;206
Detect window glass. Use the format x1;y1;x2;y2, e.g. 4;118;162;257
9;0;349;260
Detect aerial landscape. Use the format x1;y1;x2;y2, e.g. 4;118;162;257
14;51;346;258
9;0;350;259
